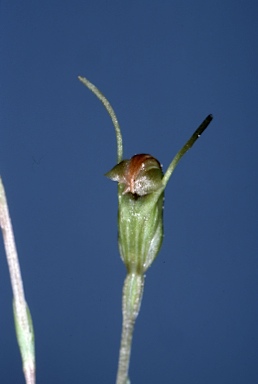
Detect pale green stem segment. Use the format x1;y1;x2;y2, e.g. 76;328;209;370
0;178;35;384
162;114;213;187
116;273;144;384
78;76;123;164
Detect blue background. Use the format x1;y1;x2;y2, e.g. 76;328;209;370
1;1;258;383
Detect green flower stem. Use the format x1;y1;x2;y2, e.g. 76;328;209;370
78;76;123;163
0;178;35;384
162;114;213;187
116;273;144;384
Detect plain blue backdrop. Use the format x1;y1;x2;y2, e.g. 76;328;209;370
1;1;258;383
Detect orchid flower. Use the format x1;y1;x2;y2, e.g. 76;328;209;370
79;76;212;384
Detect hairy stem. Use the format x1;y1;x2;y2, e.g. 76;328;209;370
0;178;35;384
116;273;144;384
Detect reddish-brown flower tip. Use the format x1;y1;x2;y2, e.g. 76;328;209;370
106;154;163;196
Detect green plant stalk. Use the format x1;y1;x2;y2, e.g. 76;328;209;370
0;178;35;384
79;76;213;383
117;273;144;384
